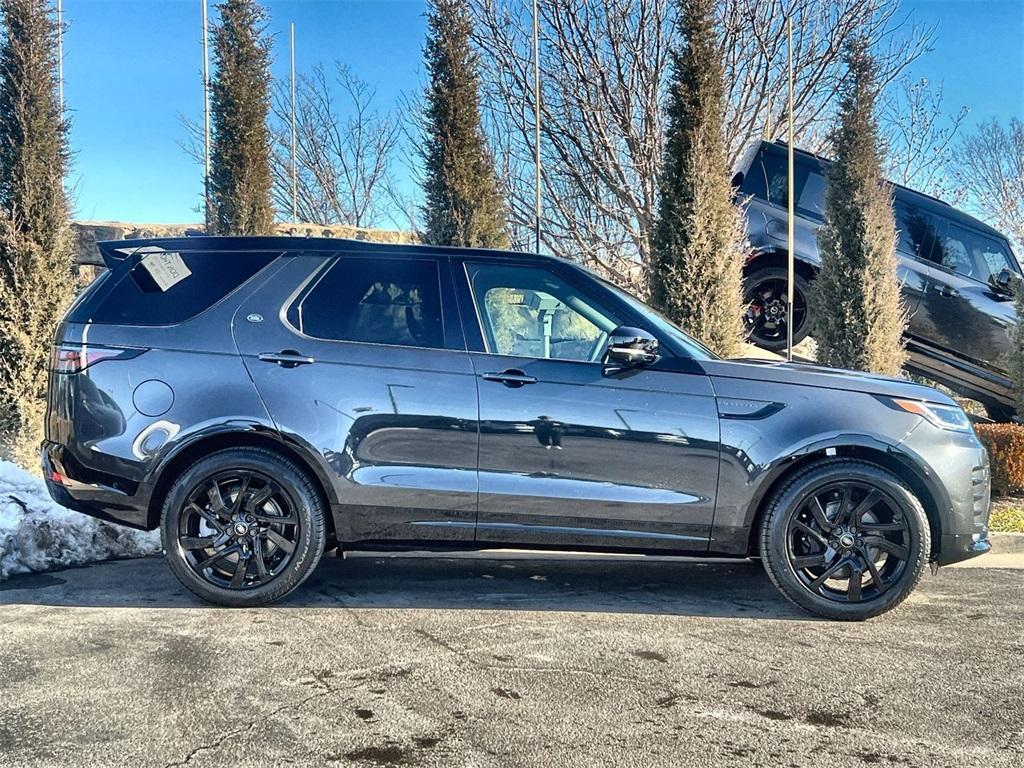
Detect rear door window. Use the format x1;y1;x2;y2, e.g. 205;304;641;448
83;250;279;325
895;203;945;265
290;257;444;349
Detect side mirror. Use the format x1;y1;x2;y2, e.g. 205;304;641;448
604;326;659;366
992;268;1015;296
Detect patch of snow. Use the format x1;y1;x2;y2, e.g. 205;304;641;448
0;460;159;580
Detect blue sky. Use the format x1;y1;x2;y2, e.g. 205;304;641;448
62;0;1024;224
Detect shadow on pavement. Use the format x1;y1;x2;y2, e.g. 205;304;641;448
1;552;812;620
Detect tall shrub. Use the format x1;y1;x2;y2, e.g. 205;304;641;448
0;0;74;467
810;40;906;374
421;0;508;248
207;0;274;235
649;0;745;357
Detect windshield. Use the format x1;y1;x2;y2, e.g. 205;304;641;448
597;277;719;361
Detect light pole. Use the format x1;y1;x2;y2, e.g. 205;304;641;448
532;0;541;253
202;0;211;224
57;0;63;113
786;15;795;362
290;22;297;224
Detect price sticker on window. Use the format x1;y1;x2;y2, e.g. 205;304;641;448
140;251;192;292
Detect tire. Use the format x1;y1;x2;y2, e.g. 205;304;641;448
983;401;1016;424
160;447;327;607
743;266;812;352
759;459;930;621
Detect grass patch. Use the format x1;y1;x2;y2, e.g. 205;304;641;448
989;498;1024;533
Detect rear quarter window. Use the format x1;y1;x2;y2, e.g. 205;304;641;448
77;250;279;326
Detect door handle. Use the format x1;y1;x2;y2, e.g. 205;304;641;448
482;369;537;387
933;284;958;298
258;350;315;368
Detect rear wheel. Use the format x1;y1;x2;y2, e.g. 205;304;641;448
160;448;326;607
743;266;812;351
759;459;929;620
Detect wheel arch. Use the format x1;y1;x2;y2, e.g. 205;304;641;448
146;426;338;543
743;443;945;560
744;249;818;281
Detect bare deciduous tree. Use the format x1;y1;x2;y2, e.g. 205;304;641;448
471;0;933;290
950;118;1024;250
880;75;968;200
271;64;402;228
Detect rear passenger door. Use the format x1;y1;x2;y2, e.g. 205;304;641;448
233;252;480;544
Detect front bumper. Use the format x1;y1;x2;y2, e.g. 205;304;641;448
899;422;991;566
41;441;154;530
937;533;992;565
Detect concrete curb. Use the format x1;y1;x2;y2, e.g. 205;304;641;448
990;532;1024;555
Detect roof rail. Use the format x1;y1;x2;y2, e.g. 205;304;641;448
768;139;952;207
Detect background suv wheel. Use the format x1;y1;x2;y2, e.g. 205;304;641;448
160;447;327;607
743;266;812;351
759;459;930;620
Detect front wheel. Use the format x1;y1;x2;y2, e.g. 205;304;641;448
759;459;930;620
160;447;327;607
743;266;812;351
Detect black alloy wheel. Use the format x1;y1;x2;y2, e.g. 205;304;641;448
759;459;930;620
161;447;326;607
177;470;300;590
743;267;811;351
785;481;911;603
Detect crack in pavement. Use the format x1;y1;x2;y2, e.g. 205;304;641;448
162;683;340;768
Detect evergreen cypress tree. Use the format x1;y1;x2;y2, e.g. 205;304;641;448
649;0;745;358
421;0;508;248
810;39;906;375
0;0;74;467
207;0;274;235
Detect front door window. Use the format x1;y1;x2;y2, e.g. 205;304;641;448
466;263;621;363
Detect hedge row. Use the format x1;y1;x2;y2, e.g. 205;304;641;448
974;423;1024;496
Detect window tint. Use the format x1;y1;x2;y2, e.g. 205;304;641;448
896;204;945;264
937;222;1017;283
294;257;444;348
796;170;827;218
86;250;278;325
742;149;826;217
743;150;790;206
467;263;619;362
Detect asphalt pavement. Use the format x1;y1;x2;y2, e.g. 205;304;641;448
1;552;1022;767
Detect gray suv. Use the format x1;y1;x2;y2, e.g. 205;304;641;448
736;141;1021;421
43;236;991;619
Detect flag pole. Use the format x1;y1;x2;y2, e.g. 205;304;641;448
290;22;297;224
532;0;541;253
786;15;795;362
202;0;211;224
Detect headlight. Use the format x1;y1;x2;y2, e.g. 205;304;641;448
891;398;973;432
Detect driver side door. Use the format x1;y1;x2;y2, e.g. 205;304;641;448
453;257;720;552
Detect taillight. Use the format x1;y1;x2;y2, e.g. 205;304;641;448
51;344;147;373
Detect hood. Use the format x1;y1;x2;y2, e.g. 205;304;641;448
702;358;957;405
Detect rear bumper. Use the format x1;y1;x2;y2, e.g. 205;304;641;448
41;442;154;531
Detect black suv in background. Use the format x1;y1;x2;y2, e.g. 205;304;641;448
735;141;1021;421
43;237;990;620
